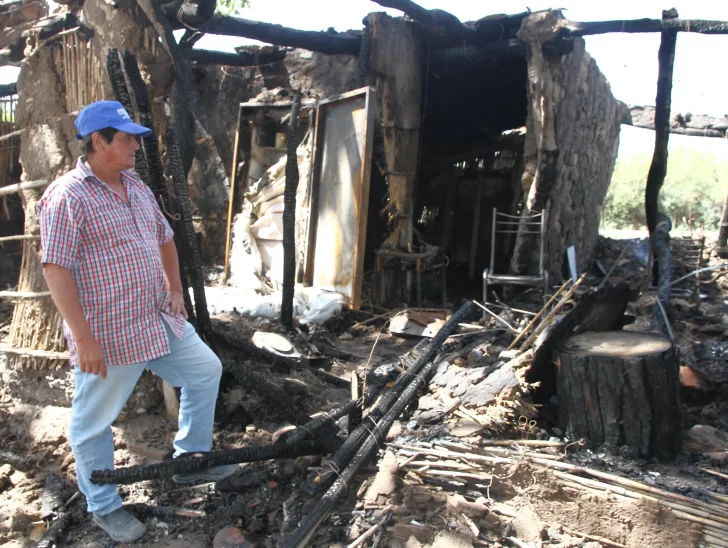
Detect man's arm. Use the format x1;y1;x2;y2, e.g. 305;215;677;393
43;264;107;377
160;239;187;318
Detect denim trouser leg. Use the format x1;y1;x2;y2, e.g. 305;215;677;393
146;322;223;456
69;321;223;514
70;362;146;515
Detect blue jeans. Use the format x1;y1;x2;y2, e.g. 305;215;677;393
69;321;223;515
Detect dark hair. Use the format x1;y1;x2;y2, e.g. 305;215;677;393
80;127;119;155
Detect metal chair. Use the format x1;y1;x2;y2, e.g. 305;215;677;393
669;236;705;300
482;208;548;304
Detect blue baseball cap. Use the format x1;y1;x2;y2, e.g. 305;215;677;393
75;100;152;139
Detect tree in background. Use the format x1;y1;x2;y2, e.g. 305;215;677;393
216;0;251;15
602;148;728;232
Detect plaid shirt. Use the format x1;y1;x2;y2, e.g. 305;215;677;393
38;157;186;366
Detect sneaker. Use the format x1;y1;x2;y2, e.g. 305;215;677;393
92;507;147;543
172;464;239;485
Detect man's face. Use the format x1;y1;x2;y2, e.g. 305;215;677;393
97;131;140;171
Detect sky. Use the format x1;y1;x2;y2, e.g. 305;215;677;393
1;1;727;136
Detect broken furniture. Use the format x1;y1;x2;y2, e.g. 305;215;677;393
482;208;548;304
374;246;448;307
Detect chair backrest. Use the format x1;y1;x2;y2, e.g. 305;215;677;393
489;208;546;274
670;236;705;296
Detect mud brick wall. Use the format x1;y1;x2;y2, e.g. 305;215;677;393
546;37;626;279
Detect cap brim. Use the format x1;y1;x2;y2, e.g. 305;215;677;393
113;122;153;137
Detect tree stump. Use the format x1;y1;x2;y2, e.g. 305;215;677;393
556;331;681;460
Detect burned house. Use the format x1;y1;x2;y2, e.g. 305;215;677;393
221;10;626;310
0;0;629;380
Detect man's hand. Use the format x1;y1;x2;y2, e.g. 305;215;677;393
170;290;188;319
76;336;107;378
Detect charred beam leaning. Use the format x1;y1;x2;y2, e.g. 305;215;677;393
282;303;475;548
645;10;678;335
167;124;215;346
106;50;154;223
284;303;473;547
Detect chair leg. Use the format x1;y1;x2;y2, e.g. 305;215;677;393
441;265;447;309
482;269;489;315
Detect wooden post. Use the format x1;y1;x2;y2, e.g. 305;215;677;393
556;331;681;460
645;10;678;334
468;180;483;279
717;186;728;256
280;94;301;328
222;104;243;283
368;13;422;251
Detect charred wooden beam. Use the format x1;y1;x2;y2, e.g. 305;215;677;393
190;47;287;67
371;0;470;38
646;12;678;336
90;439;325;485
472;12;530;42
430;37;573;68
119;52;165;196
36;513;73;548
204;16;362;55
315;302;472;489
563;16;728;37
280;93;301;328
106;49;152;190
167;123;215;347
286;364;439;547
223;360;310;424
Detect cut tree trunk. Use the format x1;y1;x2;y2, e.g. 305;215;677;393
556;331;681;460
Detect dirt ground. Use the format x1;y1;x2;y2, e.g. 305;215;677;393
0;234;727;547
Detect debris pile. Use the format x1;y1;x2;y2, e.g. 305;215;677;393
1;236;728;547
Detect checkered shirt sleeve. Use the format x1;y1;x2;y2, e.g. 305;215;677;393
39;188;83;269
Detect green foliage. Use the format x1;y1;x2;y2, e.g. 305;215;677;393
601;148;728;230
216;0;251;16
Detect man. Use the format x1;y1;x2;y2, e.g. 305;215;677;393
38;100;237;543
